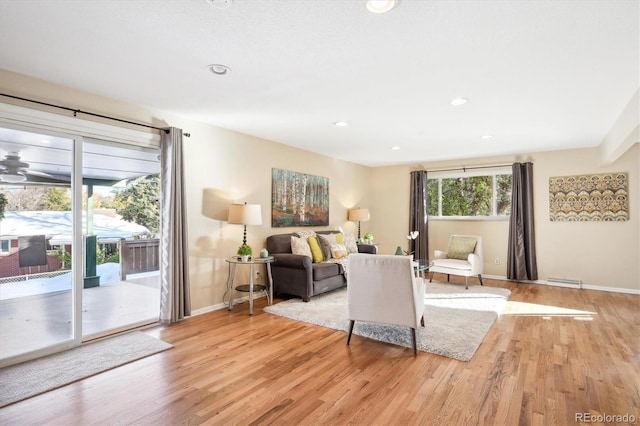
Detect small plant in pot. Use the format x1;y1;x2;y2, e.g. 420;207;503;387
237;244;252;262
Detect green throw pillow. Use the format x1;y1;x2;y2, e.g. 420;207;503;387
447;237;477;260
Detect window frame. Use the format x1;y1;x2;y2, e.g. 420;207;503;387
428;169;512;220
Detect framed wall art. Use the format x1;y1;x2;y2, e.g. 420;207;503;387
271;168;329;227
549;172;628;221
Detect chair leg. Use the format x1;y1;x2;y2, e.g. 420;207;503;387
447;274;450;282
411;328;417;356
347;320;355;345
478;274;484;286
429;271;433;283
465;276;468;289
420;315;425;327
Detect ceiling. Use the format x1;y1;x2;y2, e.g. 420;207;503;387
0;127;159;185
0;0;638;167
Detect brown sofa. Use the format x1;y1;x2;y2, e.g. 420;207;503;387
266;231;376;302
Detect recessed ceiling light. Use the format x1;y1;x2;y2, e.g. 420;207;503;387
206;0;233;10
334;121;349;127
481;134;493;140
366;0;397;14
450;97;469;106
391;146;400;150
208;64;231;75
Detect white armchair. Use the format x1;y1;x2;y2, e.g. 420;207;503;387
429;235;484;289
347;254;425;356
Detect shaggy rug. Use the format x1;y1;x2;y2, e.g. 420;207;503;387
0;331;172;407
264;281;511;361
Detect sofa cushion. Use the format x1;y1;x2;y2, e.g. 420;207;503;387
313;262;340;280
291;236;312;258
343;232;358;253
296;230;316;239
447;237;477;260
330;243;348;259
317;234;333;260
307;235;324;263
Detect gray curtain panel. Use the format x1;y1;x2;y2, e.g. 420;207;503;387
507;162;538;280
409;170;429;260
160;127;191;322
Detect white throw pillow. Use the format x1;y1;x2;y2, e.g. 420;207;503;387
291;236;312;258
330;243;348;259
343;233;358;254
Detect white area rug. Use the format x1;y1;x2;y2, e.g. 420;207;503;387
0;331;172;407
264;281;511;361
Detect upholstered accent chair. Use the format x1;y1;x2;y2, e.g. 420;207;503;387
347;254;426;356
429;235;484;289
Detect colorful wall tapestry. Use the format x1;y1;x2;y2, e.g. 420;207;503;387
272;168;329;227
549;172;628;221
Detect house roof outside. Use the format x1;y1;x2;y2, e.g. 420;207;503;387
0;211;151;245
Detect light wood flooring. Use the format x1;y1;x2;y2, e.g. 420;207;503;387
1;276;638;425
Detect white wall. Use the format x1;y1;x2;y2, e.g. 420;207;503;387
2;68;637;297
370;145;639;292
0;69;371;311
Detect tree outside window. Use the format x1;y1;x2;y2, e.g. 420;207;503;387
427;173;512;217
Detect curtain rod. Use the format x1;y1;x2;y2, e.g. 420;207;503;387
1;93;191;137
426;163;513;173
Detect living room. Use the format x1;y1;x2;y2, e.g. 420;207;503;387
0;0;638;424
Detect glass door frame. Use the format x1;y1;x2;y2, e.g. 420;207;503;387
0;102;162;367
0;123;84;368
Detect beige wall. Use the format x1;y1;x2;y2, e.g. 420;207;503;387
1;69;637;298
371;145;639;291
0;70;371;311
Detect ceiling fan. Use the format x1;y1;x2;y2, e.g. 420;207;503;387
0;152;70;184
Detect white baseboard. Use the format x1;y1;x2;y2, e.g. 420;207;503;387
499;276;640;295
191;293;267;317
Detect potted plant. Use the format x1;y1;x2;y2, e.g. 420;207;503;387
237;244;252;262
363;232;374;244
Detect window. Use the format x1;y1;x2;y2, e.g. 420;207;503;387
427;172;512;218
0;239;10;254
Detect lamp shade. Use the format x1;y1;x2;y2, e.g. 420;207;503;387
348;208;370;222
228;203;262;225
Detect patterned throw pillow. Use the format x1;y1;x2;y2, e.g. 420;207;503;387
291;236;312;258
296;230;316;239
330;243;348;259
335;232;344;244
307;235;324;263
447;237;477;260
343;233;358;254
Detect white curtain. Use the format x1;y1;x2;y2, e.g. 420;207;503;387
160;127;191;322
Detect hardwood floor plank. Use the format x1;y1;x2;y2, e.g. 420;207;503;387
1;278;638;425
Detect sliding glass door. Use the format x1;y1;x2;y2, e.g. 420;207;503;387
0;125;161;367
0;127;77;365
81;140;160;339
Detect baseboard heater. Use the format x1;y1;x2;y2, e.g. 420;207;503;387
547;277;582;288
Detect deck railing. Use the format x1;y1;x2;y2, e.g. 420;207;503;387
119;238;160;280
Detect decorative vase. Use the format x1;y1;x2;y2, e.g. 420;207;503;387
260;248;269;258
395;246;404;255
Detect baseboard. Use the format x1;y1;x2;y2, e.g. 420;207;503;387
460;274;639;295
510;277;640;295
191;293;267;316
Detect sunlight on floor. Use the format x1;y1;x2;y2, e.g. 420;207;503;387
501;301;596;319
